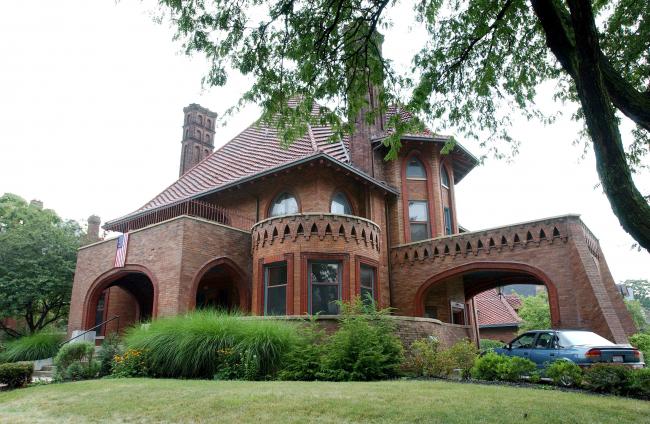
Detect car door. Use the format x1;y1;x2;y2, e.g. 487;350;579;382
530;331;558;368
508;332;537;361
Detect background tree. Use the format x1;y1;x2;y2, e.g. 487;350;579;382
0;194;82;338
624;279;650;309
156;0;650;251
517;292;551;332
624;299;647;332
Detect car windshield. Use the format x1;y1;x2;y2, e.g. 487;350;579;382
558;331;615;347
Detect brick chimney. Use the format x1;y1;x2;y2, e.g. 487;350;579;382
86;215;101;243
179;104;217;176
348;33;385;175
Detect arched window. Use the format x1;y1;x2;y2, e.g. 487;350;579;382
186;114;191;123
406;157;426;179
198;115;203;125
196;130;202;139
193;146;201;163
207;118;212;128
205;133;211;143
269;192;298;217
330;192;352;215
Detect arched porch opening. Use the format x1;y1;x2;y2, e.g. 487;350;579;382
414;262;560;343
190;258;250;313
84;268;157;336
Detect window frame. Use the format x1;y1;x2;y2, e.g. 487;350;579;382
356;256;379;305
264;261;288;316
330;191;354;215
308;260;343;315
443;206;453;236
408;200;430;242
405;156;427;180
268;191;300;218
301;253;349;315
440;166;451;189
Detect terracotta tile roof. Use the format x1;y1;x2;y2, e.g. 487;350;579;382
505;294;523;311
104;101;475;229
379;105;478;183
475;289;522;327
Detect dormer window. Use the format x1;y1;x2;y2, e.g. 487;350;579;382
330;192;352;215
406;157;426;179
269;192;298;217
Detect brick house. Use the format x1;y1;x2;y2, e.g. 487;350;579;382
474;289;523;342
68;98;636;346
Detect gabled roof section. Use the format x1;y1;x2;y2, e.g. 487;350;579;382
375;105;479;183
475;289;523;327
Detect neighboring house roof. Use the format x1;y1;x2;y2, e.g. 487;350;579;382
475;289;523;328
104;102;477;230
504;294;523;311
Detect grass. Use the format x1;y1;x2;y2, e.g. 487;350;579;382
0;379;647;423
124;310;300;378
0;332;64;362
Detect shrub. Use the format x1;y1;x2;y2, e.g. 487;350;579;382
54;341;98;382
0;361;33;389
0;332;64;362
111;348;148;378
407;337;440;377
583;364;631;394
629;333;650;363
97;333;122;376
124;310;300;380
438;340;478;379
277;321;326;381
470;352;510;381
545;360;583;387
316;298;404;381
626;368;650;399
479;339;505;352
496;356;538;382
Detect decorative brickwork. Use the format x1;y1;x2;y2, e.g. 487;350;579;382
67;101;637;348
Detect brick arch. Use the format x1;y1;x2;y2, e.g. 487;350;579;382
189;256;250;312
82;264;159;330
413;261;561;327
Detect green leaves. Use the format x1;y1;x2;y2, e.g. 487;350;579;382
0;194;82;336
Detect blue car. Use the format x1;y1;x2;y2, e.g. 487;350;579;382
494;330;645;369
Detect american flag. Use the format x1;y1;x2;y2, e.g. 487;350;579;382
114;233;129;268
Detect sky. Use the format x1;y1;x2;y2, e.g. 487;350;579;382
0;1;648;282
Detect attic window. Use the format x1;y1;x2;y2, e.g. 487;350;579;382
269;192;298;217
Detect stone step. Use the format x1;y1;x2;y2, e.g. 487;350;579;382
32;369;55;378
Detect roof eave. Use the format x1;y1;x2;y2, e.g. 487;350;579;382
104;152;399;230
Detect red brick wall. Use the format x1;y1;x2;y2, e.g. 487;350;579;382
389;215;635;343
67;216;251;336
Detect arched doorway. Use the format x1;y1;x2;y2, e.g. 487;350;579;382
414;262;561;343
191;258;250;313
84;267;157;336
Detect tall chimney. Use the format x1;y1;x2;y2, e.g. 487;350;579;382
86;215;101;243
179;104;217;176
347;31;385;175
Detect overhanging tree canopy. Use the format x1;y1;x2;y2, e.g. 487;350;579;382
156;0;650;251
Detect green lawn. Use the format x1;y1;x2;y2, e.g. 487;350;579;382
0;379;647;423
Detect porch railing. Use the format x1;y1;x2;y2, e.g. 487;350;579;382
106;200;256;233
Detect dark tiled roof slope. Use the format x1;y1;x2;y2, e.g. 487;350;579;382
475;289;522;327
106;102;476;227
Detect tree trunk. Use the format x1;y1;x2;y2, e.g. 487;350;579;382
533;0;650;252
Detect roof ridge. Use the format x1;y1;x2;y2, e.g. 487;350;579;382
307;123;318;152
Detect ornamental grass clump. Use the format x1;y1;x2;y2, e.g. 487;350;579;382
123;310;301;380
0;332;64;362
